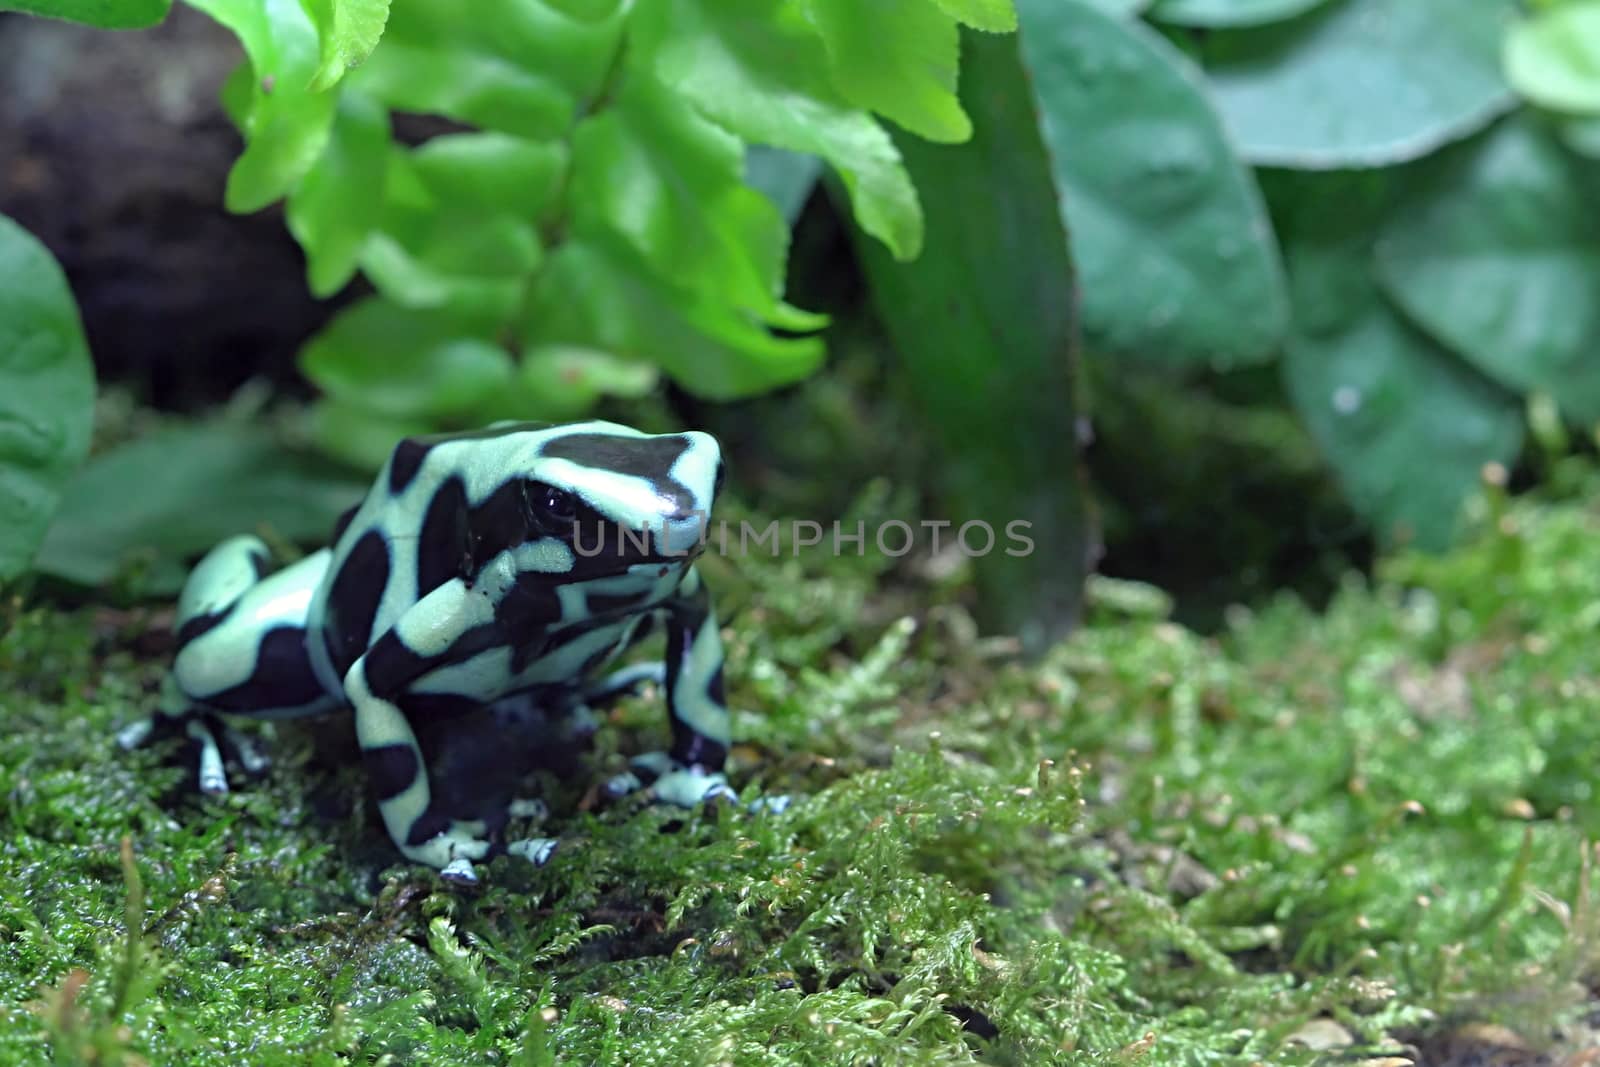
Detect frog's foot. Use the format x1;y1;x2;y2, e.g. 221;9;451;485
122;711;271;795
434;834;560;885
507;836;560;867
408;826;494;886
604;751;738;808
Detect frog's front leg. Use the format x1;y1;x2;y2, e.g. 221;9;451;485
345;579;556;883
606;567;736;807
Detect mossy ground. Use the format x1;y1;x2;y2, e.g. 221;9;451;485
5;474;1600;1066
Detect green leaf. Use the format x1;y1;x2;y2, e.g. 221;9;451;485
1019;0;1287;367
523;235;825;399
506;345;660;421
33;423;366;594
307;398;437;471
1504;1;1600;115
1149;0;1325;28
0;215;94;582
1283;234;1522;550
189;0;337;211
805;0;970;143
931;0;1016;32
570;74;815;328
745;146;823;223
1375;117;1600;423
637;0;923;260
301;0;391;91
542;0;620;20
1197;0;1516;168
358;154;541;326
0;0;169;28
347;0;622;139
285;90;390;296
852;31;1091;651
301;298;517;420
410;134;568;222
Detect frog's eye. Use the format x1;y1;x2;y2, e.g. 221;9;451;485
536;484;578;525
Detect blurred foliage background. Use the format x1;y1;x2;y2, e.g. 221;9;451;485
3;0;1600;633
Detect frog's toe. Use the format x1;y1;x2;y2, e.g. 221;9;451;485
507;836;560;867
749;794;792;815
602;770;644;800
186;719;229;795
508;797;549;821
439;857;480;885
116;717;157;751
215;720;271;777
652;766;735;810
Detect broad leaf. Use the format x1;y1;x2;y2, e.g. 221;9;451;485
1197;0;1516;168
636;0;923;260
0;0;169;28
190;0;337;211
522;235;825;399
0;215;94;582
1376;117;1600;423
300;298;516;418
301;0;392;91
1150;0;1325;28
34;423;366;594
1504;2;1600;115
285;90;390;296
854;31;1092;651
805;0;970;143
1076;0;1146;13
1019;0;1288;367
1284;236;1521;549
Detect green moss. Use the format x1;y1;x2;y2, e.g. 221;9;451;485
5;474;1600;1063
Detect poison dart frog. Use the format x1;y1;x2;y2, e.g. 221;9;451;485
121;420;735;884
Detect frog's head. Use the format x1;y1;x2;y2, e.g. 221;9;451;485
520;421;723;582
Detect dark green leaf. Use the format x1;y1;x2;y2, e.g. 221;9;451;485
1376;117;1600;423
1284;235;1521;549
1150;0;1325;28
522;235;825;399
33;423;366;594
189;0;337;211
300;298;516;419
853;31;1092;651
301;0;391;91
1197;0;1515;168
0;0;169;28
0;215;94;582
1504;2;1600;115
285;90;390;296
636;0;923;260
1019;0;1287;367
805;0;970;142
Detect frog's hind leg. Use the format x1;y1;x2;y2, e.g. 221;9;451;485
125;538;338;794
